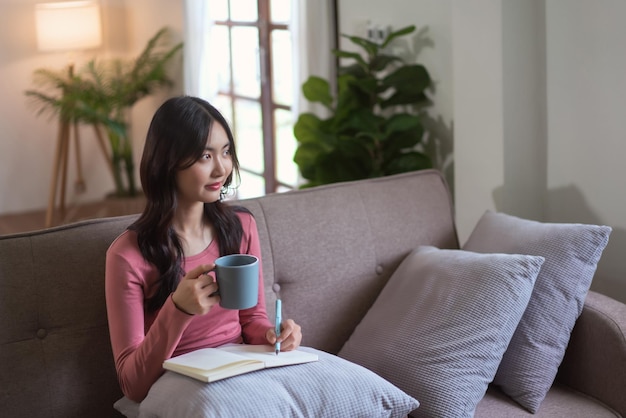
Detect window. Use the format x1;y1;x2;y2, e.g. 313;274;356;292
210;0;298;199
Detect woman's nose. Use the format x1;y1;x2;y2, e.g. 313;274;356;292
212;156;226;175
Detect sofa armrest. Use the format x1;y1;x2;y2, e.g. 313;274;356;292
556;290;626;416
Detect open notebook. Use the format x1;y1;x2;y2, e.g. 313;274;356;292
163;344;319;383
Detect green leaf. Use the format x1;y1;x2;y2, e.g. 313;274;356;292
314;150;370;184
353;132;379;152
338;63;368;78
383;114;422;136
382;128;425;160
382;91;431;108
293;142;327;180
345;108;384;136
293;113;336;150
381;25;416;49
336;73;377;111
342;34;379;57
380;65;432;108
103;118;128;139
294;113;322;143
383;151;432;175
302;76;333;108
334;75;369;123
338;136;372;159
382;64;431;94
369;54;402;72
333;49;367;68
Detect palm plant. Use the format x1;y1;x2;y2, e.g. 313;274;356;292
25;27;183;197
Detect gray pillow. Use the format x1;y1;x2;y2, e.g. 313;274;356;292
463;210;611;413
115;347;419;418
338;245;544;418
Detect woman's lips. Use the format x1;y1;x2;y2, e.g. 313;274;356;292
206;182;222;191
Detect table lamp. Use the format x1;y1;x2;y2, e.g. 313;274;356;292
34;1;102;227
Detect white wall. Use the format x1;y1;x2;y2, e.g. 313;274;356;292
452;0;626;303
453;0;548;235
451;0;505;238
544;0;626;301
0;0;183;215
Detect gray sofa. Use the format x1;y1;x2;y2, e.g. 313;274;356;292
1;169;625;417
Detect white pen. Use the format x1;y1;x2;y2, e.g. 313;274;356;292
275;299;282;355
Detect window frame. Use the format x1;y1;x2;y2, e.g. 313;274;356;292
213;0;293;195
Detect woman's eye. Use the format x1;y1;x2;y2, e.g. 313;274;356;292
202;152;211;159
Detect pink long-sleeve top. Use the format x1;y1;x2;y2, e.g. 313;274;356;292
105;212;273;402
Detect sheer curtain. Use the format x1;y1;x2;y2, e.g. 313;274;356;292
290;0;337;118
183;0;215;99
183;0;336;112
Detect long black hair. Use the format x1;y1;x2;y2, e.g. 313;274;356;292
129;96;247;312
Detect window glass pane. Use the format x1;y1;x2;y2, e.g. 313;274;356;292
231;27;260;98
276;184;292;193
211;26;231;92
230;0;258;22
270;0;291;23
235;171;265;199
213;95;233;127
233;99;264;174
271;30;292;106
275;108;298;187
210;0;229;20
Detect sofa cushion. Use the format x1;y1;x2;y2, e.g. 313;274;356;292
463;210;611;413
476;385;620;418
338;245;544;418
115;348;419;418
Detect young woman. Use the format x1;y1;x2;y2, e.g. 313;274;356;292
105;96;302;402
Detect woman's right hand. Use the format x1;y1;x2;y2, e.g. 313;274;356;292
171;264;220;315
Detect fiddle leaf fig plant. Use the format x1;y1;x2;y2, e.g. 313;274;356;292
293;25;433;188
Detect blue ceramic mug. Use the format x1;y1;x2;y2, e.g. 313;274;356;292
214;254;259;310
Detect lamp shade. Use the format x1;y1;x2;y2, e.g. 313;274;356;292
35;1;102;51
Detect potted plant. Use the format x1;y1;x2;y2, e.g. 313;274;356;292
293;25;433;188
25;27;183;197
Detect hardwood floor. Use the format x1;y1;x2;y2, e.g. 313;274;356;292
0;196;145;235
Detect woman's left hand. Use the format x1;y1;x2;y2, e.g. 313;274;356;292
266;319;302;352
